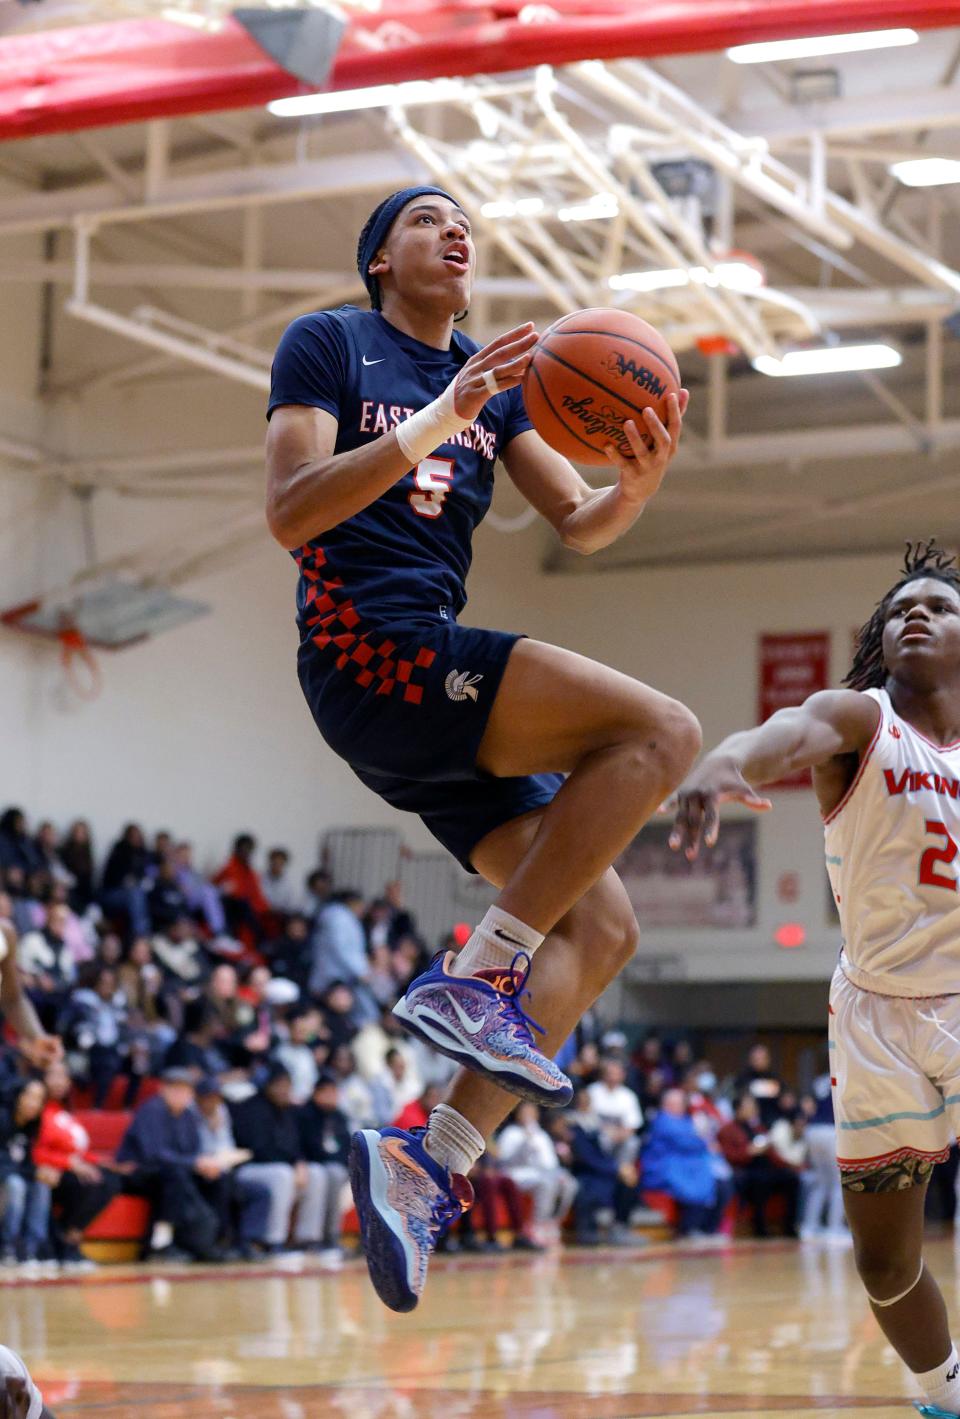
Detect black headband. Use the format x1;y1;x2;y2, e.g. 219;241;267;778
356;185;462;310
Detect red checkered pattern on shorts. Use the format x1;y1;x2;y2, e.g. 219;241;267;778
296;546;436;705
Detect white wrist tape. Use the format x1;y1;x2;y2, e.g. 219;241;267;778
395;380;474;466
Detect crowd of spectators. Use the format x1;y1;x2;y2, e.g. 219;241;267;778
0;804;853;1271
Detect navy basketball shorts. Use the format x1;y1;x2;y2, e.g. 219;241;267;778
298;619;563;872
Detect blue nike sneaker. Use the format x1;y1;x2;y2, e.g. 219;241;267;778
915;1405;960;1416
348;1126;473;1313
392;950;573;1106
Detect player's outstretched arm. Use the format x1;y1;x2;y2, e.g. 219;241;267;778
501;391;687;555
266;323;539;549
669;690;881;859
0;929;62;1069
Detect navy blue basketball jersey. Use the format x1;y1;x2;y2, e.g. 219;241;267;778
267;306;532;631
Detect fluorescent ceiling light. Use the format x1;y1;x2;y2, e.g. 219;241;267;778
479;198;545;219
713;260;765;292
268;79;461;118
609;261;764;293
890;157;960;187
558;193;619;222
610;268;689;292
753;344;902;377
727;27;918;65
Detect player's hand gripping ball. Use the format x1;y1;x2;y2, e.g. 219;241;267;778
522;309;682;465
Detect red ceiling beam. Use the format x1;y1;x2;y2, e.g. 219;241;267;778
0;0;957;141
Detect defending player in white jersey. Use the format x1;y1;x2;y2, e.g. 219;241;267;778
0;1344;52;1418
670;541;960;1419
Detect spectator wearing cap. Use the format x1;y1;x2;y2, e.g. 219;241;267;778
297;1072;350;1260
230;1063;330;1252
115;1069;221;1261
194;1079;270;1257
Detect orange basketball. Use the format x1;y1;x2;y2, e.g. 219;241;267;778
522;308;681;465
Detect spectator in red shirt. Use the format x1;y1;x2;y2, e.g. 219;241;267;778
212;834;270;946
393;1085;443;1134
717;1093;799;1238
35;1061;122;1269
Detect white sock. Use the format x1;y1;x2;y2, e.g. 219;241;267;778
916;1345;960;1412
423;1103;485;1178
449;906;545;978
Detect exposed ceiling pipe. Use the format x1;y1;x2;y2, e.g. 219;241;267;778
0;1;957;141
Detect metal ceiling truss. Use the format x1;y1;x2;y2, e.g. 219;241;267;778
1;53;960;536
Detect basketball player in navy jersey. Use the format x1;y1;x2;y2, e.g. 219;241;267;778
670;543;960;1418
266;185;698;1311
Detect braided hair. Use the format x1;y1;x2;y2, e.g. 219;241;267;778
845;539;960;692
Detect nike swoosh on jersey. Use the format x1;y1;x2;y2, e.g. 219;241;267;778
362;355;385;366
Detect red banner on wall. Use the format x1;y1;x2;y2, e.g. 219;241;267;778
758;632;830;789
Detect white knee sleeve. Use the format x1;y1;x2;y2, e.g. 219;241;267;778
865;1260;924;1308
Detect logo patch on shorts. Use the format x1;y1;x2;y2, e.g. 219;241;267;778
445;669;483;703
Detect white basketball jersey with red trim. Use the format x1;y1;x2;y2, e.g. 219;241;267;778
824;687;960;997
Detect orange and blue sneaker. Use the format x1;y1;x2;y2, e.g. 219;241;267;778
348;1125;473;1313
392;950;573;1107
916;1406;960;1416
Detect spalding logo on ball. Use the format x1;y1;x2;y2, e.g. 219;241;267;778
522;308;681;466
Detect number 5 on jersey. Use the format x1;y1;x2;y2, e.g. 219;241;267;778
409;457;454;519
920;820;959;892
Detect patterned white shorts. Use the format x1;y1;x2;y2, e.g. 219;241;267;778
830;965;960;1176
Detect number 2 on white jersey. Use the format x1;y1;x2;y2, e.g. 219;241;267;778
919;819;959;892
409;456;454;519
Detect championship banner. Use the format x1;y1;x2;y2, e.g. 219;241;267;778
758;632;830;789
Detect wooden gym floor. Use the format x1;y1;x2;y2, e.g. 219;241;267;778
1;1236;955;1418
